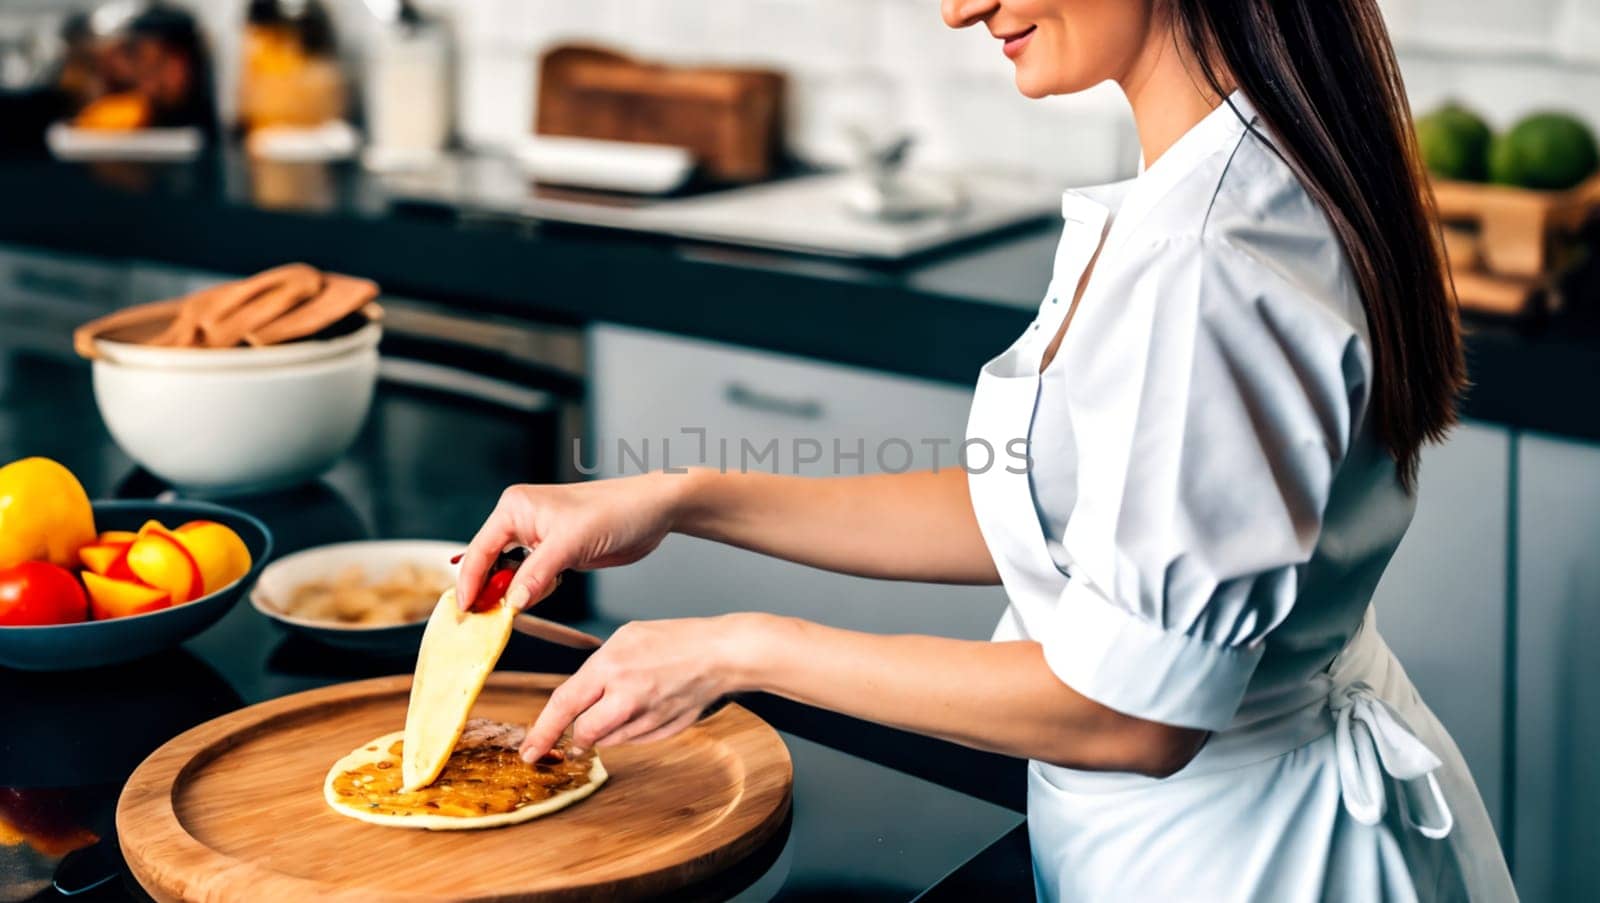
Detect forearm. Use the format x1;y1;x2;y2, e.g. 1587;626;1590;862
723;614;1205;775
669;468;1000;585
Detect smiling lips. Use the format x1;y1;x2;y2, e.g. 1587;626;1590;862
999;25;1036;59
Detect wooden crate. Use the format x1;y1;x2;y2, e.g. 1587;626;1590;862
1431;175;1600;315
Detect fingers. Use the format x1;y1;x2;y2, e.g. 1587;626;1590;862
567;691;639;753
505;538;573;611
589;707;674;750
622;711;700;747
520;671;602;762
455;507;518;611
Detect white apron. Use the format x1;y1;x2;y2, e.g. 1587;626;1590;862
963;232;1516;901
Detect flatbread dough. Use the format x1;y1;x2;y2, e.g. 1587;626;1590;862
401;589;517;792
324;725;607;831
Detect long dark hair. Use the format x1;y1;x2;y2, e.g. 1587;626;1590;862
1171;0;1463;489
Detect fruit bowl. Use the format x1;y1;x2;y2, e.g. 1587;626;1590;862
0;501;272;671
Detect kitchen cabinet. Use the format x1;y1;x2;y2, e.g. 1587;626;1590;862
1513;432;1600;903
588;324;1008;639
1369;420;1510;836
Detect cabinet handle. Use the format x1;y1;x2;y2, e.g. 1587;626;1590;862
723;382;825;420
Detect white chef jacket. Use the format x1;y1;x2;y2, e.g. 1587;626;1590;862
965;92;1516;901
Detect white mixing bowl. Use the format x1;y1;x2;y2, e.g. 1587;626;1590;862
92;331;380;495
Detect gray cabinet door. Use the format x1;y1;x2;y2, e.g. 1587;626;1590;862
1514;433;1600;902
588;324;1008;639
1370;420;1510;836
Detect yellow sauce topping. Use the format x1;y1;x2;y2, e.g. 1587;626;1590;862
332;740;595;818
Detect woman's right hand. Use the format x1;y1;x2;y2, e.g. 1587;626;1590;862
454;472;690;611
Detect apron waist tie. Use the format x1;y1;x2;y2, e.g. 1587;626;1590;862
1028;608;1458;845
1329;680;1454;839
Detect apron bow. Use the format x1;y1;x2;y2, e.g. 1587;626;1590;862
1329;681;1454;839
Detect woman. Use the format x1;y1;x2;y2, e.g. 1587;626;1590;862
457;1;1516;899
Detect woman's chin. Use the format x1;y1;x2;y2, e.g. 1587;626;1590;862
1012;68;1062;100
1013;66;1107;100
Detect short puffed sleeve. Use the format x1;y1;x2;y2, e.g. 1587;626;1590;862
1040;236;1371;731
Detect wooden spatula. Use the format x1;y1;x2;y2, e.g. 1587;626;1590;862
512;613;603;650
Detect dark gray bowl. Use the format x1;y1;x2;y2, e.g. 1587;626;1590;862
0;500;272;671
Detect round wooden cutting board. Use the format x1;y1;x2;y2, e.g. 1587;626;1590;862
117;673;793;902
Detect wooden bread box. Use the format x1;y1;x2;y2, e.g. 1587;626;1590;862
536;45;786;183
1431;175;1600;316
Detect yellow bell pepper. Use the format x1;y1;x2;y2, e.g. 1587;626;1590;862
0;457;97;569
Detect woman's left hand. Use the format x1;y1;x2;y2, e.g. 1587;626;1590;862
519;614;762;763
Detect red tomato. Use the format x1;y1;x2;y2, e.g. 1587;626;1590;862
0;561;88;626
472;568;516;612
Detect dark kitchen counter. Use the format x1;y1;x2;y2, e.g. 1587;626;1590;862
3;153;1599;443
0;340;1028;901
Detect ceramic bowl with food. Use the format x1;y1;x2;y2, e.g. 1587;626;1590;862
91;334;379;495
76;265;384;496
0;500;273;671
250;539;459;653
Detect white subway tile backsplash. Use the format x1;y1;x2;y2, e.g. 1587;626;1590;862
1376;0;1423;44
1393;53;1463;120
711;0;875;72
452;0;521;50
875;0;1001;78
174;0;1599;180
898;73;1134;185
784;68;904;166
1398;48;1600;131
456;49;535;150
1411;0;1561;54
1555;0;1600;65
1450;58;1600;130
602;0;731;63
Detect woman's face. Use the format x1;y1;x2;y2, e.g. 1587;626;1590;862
941;0;1160;98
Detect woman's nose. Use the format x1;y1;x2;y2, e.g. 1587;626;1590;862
941;0;998;30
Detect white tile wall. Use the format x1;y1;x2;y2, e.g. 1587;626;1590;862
1398;50;1600;133
1409;0;1561;54
172;0;1597;184
1380;0;1600;127
1554;0;1600;66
